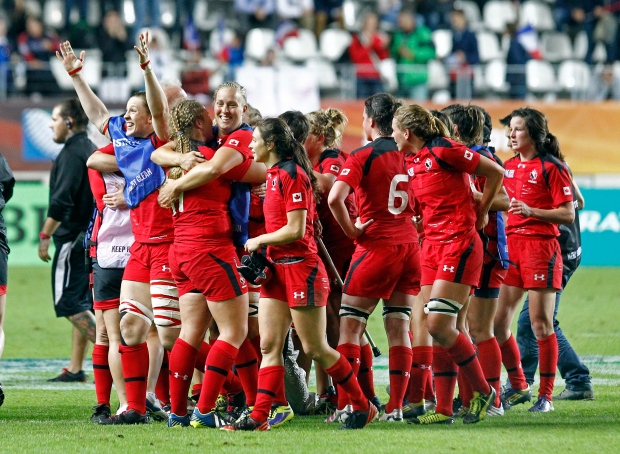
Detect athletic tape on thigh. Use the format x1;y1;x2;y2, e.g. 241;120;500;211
382;305;412;320
119;298;153;325
339;304;371;324
150;279;181;328
249;303;259;318
424;298;463;317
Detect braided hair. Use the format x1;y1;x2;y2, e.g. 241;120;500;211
166;99;205;180
306;108;348;148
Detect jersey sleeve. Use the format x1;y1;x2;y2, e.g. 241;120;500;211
435;143;481;174
221;129;253;158
319;155;344;177
281;168;311;213
222;155;252;181
99;143;115;156
547;163;574;207
336;151;364;189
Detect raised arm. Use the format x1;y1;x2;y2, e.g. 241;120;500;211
56;41;110;133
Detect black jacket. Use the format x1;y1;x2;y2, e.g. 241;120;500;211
0;153;15;242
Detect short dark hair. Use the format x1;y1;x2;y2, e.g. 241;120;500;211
56;98;89;130
278;110;310;144
364;93;401;136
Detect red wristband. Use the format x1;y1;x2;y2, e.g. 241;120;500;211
140;60;151;70
68;60;83;76
39;232;51;240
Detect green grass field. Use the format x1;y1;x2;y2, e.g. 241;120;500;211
1;266;619;453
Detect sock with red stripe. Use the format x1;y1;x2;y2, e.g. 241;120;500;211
447;333;490;395
92;344;112;407
194;341;211;373
196;340;238;414
251;365;285;422
409;346;433;404
234;338;259;406
386;346;413;413
119;342;149;414
477;337;502;407
336;343;361;409
358;342;376;400
499;334;528;391
156;350;170;405
433;345;457;417
168;338;198;416
538;333;558;400
457;368;473;408
325;353;369;412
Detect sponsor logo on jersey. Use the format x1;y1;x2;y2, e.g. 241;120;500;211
464;150;474;160
518;163;526;168
425;158;433;170
563;186;571;195
330;164;340;173
292;192;303;202
228;139;239;146
407;167;414;176
504;169;515;178
271;176;277;190
443;265;455;272
340;168;351;176
217;138;223;145
528;169;538;184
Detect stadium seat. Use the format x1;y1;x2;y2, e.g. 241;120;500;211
483;1;518;34
306;58;339;90
50;49;102;91
485;59;509;94
378;58;398;93
121;0;135;26
319;29;352;62
541;32;573;63
592;42;607;63
245;28;276;61
209;27;236;58
432;29;453;60
519;1;555;32
573;30;589;60
427;59;449;91
23;0;42;18
160;0;176;28
43;0;64;30
193;0;212;31
477;31;502;62
557;60;592;98
282;29;318;62
458;1;483;30
526;59;558;94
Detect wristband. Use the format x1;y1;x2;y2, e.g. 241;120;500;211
140;60;151;70
39;232;51;240
68;59;83;76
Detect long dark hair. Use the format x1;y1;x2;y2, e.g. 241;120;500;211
257;118;320;203
364;93;401;136
510;107;564;160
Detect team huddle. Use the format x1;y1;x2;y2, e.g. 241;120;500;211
53;32;583;430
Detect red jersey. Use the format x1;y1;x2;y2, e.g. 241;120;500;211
503;154;573;238
337;137;417;248
406;137;481;243
99;142;173;243
314;148;357;251
264;159;317;260
171;145;252;245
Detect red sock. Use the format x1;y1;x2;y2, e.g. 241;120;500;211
234;339;259;406
192;383;202;400
538;333;558;400
156;350;170;405
425;363;435;402
336;343;361;409
386;346;412;413
477;337;502;407
250;336;262;364
222;370;243;395
358;343;376;400
168;338;198;416
251;365;285;422
194;341;211;372
196;340;238;413
119;342;149;414
274;377;288;406
447;333;490;395
433;346;457;417
499;334;528;390
325;353;368;412
92;344;112;407
409;346;432;404
457;368;473;408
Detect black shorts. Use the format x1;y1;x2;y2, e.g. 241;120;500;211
92;260;124;310
0;234;8;295
52;236;93;317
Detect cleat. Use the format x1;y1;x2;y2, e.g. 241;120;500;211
402;401;426;419
0;382;4;408
487;404;505;417
168;413;190;427
378;408;403;422
268;404;294;428
146;392;169;421
453;405;469;418
90;403;111;423
501;384;532;409
464;387;496;424
221;416;270;431
215;394;227;413
325;404;352;423
226;391;247;420
408;412;454;425
370;395;382;411
554;387;594;401
99;409;150;425
529;396;554;412
116;404;128;415
452;396;462;415
339;402;378;430
189;407;233;428
47;368;87;383
235;406;254;423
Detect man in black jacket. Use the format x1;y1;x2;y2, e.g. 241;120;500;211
39;98;97;382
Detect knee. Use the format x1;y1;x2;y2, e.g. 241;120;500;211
531;318;553;339
260;336;284;359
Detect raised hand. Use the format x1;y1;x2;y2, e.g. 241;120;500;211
56;41;85;74
134;31;150;66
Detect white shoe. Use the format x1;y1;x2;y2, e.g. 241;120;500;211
379;408;403;422
487;404;505;416
146;392;169;421
325;404;352;423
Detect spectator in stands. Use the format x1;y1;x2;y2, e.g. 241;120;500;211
0;17;15;94
17;16;60;96
7;0;28;53
64;0;89;33
390;9;435;100
554;0;602;64
446;8;478;99
589;63;620;100
132;0;162;38
417;0;454;30
277;0;314;30
218;29;245;81
235;0;278;36
98;10;133;78
348;12;389;99
100;0;123;18
505;22;530;100
172;0;196;39
314;0;343;38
